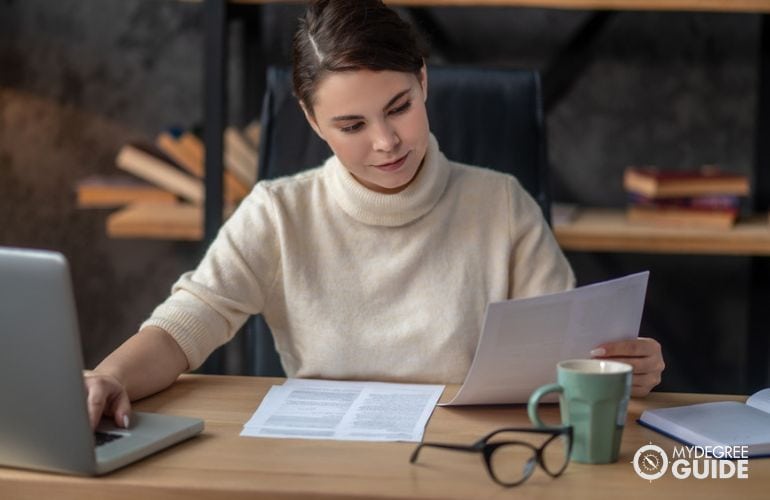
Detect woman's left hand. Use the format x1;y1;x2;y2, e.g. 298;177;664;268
590;337;665;397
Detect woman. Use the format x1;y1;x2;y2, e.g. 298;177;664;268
85;0;664;430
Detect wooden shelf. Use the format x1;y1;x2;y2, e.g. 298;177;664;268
217;0;770;14
554;207;770;255
106;204;770;256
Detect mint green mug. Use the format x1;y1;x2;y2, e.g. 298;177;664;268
527;359;632;464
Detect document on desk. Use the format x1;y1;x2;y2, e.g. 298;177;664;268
444;271;649;406
240;378;444;442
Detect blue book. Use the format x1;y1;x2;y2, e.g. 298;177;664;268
638;389;770;458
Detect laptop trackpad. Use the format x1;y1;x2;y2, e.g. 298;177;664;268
94;411;203;472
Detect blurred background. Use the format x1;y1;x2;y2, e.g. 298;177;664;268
0;0;763;393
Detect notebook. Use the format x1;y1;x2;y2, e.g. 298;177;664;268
638;388;770;458
0;247;204;475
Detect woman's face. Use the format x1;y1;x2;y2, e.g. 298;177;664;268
302;67;430;194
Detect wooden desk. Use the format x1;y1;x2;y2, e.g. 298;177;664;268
0;375;766;499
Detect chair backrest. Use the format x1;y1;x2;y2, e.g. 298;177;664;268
246;65;550;376
258;65;550;219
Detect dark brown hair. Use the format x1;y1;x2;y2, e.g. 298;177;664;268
292;0;427;115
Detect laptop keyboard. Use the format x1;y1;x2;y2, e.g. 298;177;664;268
94;431;125;447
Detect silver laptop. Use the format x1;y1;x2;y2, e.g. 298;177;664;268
0;247;204;475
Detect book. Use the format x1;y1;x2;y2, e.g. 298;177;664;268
627;193;741;211
623;166;750;198
177;131;205;167
243;120;261;150
225;126;259;187
155;130;250;203
551;202;579;225
156;130;204;177
106;202;203;241
627;205;737;230
638;388;770;457
106;202;236;241
75;175;177;208
115;143;204;205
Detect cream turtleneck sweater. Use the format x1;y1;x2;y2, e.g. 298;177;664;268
142;135;575;384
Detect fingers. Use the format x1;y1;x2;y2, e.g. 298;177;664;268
592;337;665;398
631;385;652;398
86;384;108;430
109;391;132;429
83;371;131;430
593;337;661;358
631;372;662;398
607;352;664;375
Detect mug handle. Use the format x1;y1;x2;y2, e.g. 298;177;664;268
527;383;564;428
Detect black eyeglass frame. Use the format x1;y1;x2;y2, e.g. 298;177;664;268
409;426;573;487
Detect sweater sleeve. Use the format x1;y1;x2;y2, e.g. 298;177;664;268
507;177;575;298
141;183;281;369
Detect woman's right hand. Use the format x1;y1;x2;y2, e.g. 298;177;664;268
83;370;132;430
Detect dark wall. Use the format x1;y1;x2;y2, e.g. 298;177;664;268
0;1;762;392
0;0;205;366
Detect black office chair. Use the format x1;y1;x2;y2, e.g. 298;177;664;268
242;65;551;376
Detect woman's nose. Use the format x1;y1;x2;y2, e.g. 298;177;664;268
371;121;400;153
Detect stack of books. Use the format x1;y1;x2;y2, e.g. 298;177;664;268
623;166;750;230
76;123;260;240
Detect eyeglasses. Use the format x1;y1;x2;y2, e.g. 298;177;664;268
410;426;572;487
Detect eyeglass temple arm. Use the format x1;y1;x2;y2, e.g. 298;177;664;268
410;442;480;463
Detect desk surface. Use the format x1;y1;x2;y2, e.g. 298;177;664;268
1;375;766;499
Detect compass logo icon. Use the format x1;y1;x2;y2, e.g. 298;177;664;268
633;443;669;481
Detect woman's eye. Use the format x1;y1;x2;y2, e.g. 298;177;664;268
340;122;364;133
389;101;412;115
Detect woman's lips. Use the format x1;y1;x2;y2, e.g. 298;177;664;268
373;152;409;172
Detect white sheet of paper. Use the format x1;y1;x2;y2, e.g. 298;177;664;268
240;378;444;442
443;271;649;406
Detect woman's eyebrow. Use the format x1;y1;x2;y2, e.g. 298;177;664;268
330;88;411;122
383;89;411;110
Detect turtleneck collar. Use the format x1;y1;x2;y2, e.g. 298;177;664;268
325;134;450;227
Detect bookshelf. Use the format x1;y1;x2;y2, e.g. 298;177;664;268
554;208;770;255
197;1;770;249
191;0;770;386
106;205;770;255
200;0;770;243
203;0;770;14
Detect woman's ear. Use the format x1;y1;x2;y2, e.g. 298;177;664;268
419;63;428;102
300;100;325;140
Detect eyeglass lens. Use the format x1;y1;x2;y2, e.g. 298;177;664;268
488;444;537;485
540;433;570;475
487;431;570;484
